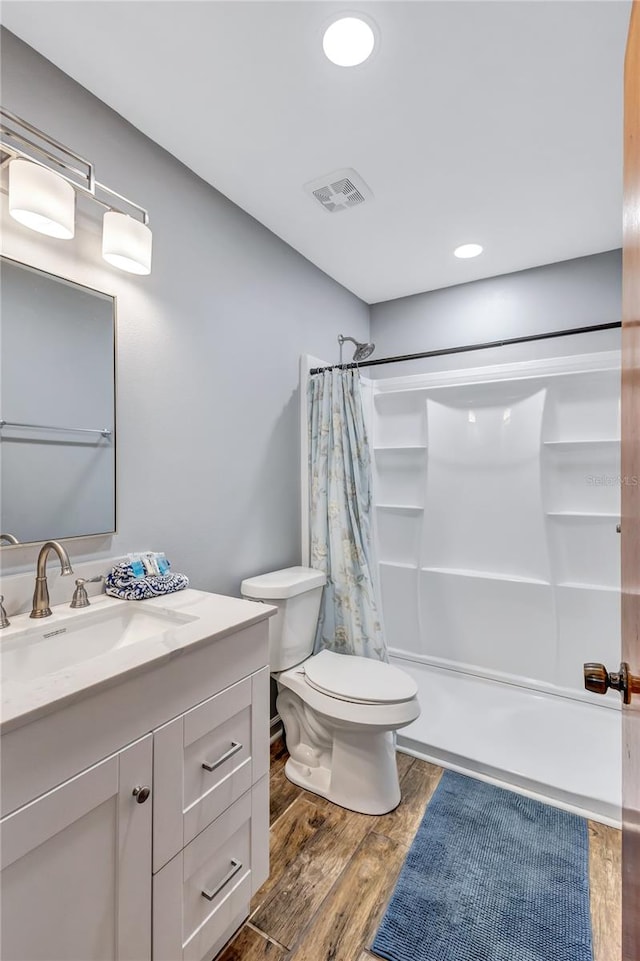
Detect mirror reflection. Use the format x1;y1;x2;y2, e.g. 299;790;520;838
0;257;116;546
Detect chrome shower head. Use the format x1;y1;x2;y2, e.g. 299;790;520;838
338;334;376;365
353;341;375;362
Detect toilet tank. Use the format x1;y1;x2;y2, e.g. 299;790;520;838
240;566;326;671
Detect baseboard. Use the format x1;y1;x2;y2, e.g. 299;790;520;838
270;715;283;744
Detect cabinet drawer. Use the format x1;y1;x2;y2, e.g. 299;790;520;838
153;792;252;961
153;668;269;872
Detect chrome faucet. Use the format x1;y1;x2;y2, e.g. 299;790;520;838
30;541;74;618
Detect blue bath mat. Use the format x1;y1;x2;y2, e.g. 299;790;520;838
372;770;593;961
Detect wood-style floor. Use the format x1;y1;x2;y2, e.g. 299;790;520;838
217;739;622;961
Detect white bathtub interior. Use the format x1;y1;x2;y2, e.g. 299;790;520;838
396;664;621;824
301;343;622;825
370;347;622;824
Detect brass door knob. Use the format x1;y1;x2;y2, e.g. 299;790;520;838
583;663;611;696
584;662;640;705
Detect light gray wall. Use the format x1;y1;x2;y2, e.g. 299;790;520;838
1;258;115;543
369;251;622;378
0;29;369;593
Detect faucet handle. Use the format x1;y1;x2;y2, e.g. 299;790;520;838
0;595;9;629
70;576;103;609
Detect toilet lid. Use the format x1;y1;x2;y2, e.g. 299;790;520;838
304;650;418;704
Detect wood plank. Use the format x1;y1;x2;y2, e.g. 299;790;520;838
287;832;406;961
215;923;285;961
252;797;330;911
396;751;415;782
269;763;303;826
589;820;622;961
270;737;289;774
251;801;371;949
372;757;442;848
297;790;356;816
622;6;640;959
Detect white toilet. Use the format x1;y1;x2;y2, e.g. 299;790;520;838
241;566;420;815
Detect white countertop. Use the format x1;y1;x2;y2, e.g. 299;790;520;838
0;589;275;734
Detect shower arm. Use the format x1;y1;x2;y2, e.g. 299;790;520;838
338;335;358;365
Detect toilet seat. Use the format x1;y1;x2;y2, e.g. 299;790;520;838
277;660;420;731
303;649;418;705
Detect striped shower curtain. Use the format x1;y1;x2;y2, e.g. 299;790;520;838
307;368;388;661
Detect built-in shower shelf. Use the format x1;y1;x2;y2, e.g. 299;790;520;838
420;566;550;586
557;582;620;593
379;560;418;571
546;511;620;519
375;503;424;512
544;439;620;450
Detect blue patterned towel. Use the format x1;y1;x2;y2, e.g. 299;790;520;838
105;563;189;600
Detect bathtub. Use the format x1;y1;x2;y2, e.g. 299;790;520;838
394;657;621;826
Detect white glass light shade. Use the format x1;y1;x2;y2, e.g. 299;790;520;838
9;158;76;239
102;211;152;275
323;17;376;66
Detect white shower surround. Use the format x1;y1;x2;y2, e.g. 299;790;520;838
300;350;622;824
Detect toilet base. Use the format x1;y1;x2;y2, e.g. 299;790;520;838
275;671;419;816
282;725;402;816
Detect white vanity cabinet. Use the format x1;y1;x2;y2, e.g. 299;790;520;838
0;592;273;961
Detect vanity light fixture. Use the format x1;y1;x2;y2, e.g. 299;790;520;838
323;16;376;66
1;108;152;275
454;243;484;259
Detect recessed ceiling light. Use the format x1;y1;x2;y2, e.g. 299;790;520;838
454;243;484;259
323;17;376;66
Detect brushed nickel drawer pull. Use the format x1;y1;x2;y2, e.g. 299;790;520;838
201;741;242;773
201;859;243;901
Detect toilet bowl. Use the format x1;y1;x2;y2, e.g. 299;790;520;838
241;566;420;815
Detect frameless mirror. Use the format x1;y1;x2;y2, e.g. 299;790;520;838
0;257;116;546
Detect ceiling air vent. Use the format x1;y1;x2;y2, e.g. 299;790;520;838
304;168;373;213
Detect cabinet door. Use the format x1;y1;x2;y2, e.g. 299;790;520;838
0;734;152;961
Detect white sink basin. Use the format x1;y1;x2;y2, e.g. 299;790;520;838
1;602;199;684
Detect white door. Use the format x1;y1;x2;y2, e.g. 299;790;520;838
0;734;152;961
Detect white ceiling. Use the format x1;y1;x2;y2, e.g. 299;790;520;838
1;1;631;304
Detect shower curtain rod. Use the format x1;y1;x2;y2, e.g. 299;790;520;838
309;321;622;375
